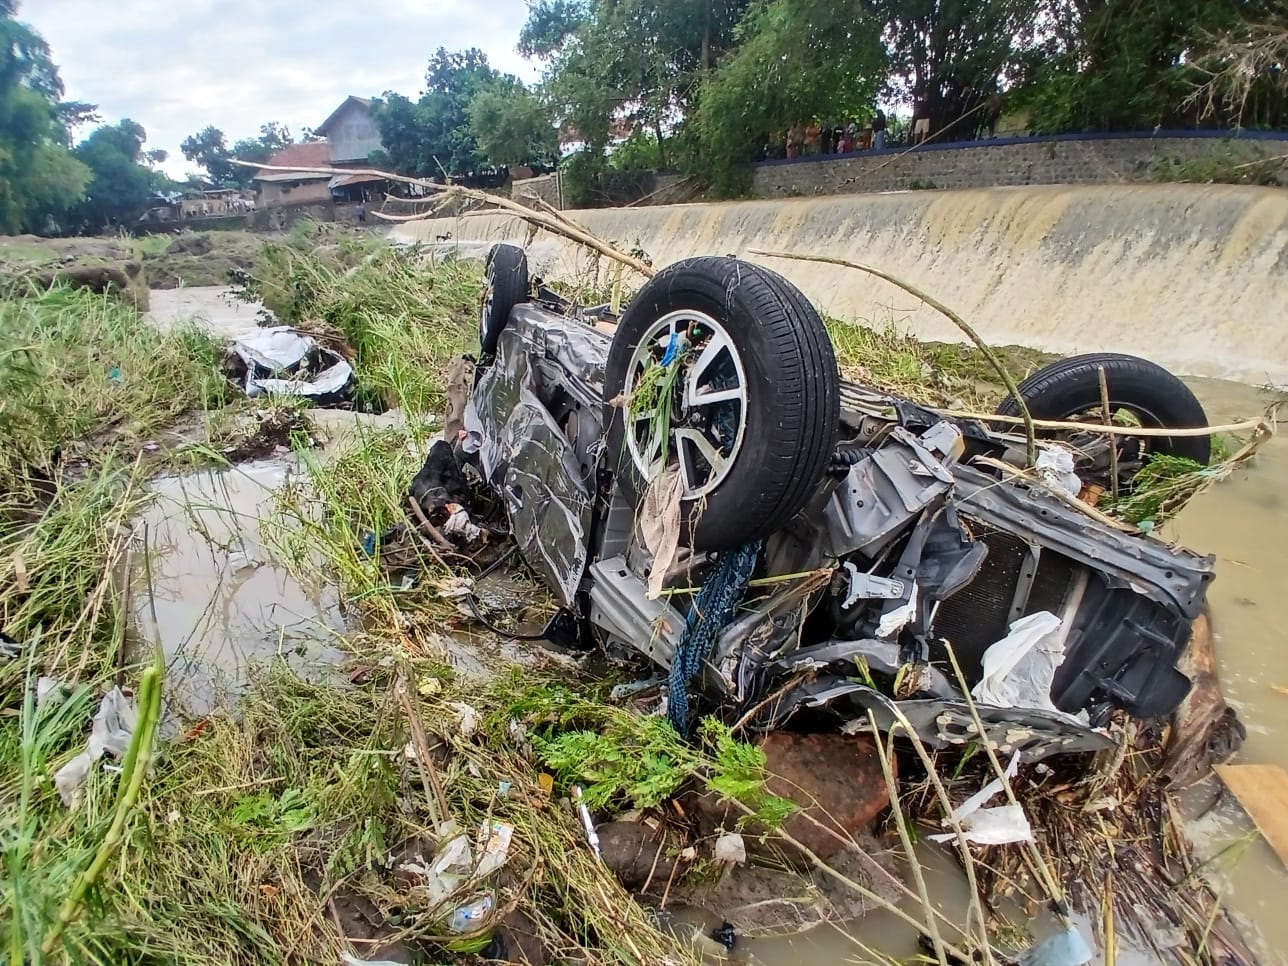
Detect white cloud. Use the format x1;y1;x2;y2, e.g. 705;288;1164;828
20;0;542;178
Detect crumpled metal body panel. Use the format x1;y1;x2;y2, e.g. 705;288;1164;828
464;307;610;606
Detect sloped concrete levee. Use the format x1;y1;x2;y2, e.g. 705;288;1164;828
396;183;1288;385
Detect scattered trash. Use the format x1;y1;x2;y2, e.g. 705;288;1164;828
441;503;483;543
638;466;684;601
53;686;140;807
609;675;667;700
710;922;738;951
225;326;354;405
449;893;495;933
449;701;480;738
341;954;406;966
573;785;603;859
971;611;1072;718
1035;445;1083;498
476;819;514;877
930;753;1034;846
0;630;23;660
35;675;62;710
537;773;555;799
714;832;747;865
1016;922;1093;966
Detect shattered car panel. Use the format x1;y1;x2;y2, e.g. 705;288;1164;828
466;273;1216;759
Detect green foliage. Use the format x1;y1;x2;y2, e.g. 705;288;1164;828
376;47;517;176
560;148;608;207
695;0;884;194
0;3;93;232
608;129;666;171
1016;0;1250;133
1150;143;1283;185
468;79;558;167
1105;453;1212;526
535;717;692;809
69;119;168;231
183;121;298;188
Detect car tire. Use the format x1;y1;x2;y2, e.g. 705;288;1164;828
604;256;839;551
480;244;528;356
996;352;1211;465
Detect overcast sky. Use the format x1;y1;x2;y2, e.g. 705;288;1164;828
22;0;543;179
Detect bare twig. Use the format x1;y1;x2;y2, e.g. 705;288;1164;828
956;408;1277;439
748;248;1039;466
1099;365;1121;503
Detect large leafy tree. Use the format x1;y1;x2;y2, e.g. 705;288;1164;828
520;0;752;159
1014;0;1267;131
182;121;298;187
877;0;1044;133
69;119;170;231
696;0;885;189
468;79;558;168
375;48;514;177
0;0;92;232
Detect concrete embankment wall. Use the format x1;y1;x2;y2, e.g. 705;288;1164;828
395;184;1288;385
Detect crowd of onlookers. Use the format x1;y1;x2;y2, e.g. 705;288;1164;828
762;90;1007;162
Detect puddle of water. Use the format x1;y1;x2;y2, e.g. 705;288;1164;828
133;458;346;716
146;285;267;341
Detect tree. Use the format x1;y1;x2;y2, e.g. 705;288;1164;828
180;125;236;185
69;119;167;231
468;80;558;167
695;0;885;191
878;0;1044;135
374;48;512;176
0;1;92;232
520;0;752;164
183;121;296;187
1013;0;1264;132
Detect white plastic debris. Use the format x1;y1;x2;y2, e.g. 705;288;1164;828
1017;923;1093;966
449;702;480;738
341;955;407;966
36;676;62;710
930;752;1034;846
441;503;483;543
449;893;495;933
971;611;1066;715
875;584;919;638
475;819;514;877
1035;445;1082;498
714;832;747;865
53;687;139;807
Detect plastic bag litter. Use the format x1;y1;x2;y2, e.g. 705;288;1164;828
440;504;483;543
225;326;354;405
54;687;139;807
1035;445;1082;498
930;752;1034;846
475;819;514;877
1017;923;1093;966
971;611;1067;715
639;466;684;601
714;832;747;865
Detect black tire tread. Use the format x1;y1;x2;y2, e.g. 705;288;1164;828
481;244;528;355
997;352;1211;465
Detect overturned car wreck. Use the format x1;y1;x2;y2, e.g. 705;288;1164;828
462;247;1215;760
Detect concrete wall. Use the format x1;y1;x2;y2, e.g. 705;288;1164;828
753;134;1288;197
512;172;562;208
326;102;384;163
393;183;1288;386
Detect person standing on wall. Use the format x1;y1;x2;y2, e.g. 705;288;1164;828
872;109;887;150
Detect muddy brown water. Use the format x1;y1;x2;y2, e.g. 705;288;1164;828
142;285;1288;961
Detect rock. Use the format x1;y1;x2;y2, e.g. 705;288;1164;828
691;732;891;865
596;820;690;894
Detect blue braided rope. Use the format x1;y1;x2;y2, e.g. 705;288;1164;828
667;539;764;735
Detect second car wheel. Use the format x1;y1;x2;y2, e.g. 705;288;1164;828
480;243;528;356
996;352;1212;483
603;256;840;552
